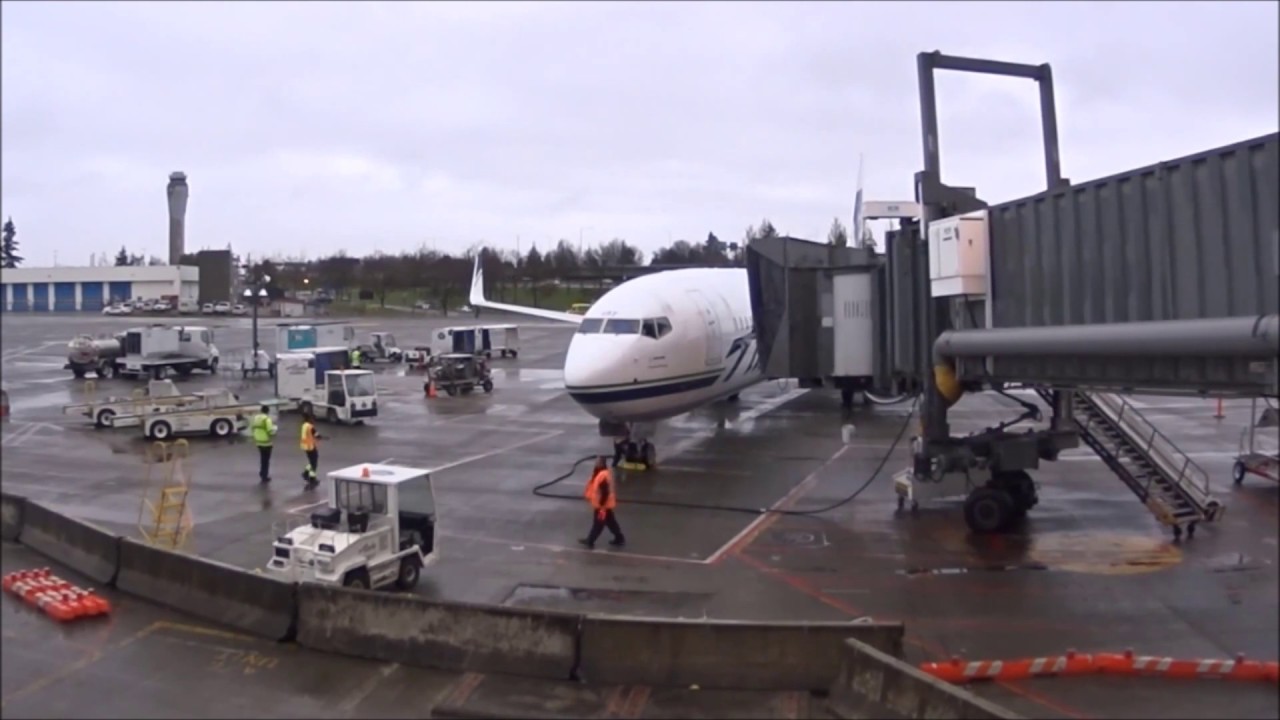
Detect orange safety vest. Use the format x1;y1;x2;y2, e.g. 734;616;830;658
584;469;617;512
300;421;318;451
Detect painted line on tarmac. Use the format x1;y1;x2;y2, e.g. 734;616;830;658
707;442;854;565
428;430;564;474
438;530;711;565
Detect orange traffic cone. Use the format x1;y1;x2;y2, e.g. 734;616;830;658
426;379;438;398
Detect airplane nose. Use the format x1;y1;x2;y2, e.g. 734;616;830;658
564;336;634;389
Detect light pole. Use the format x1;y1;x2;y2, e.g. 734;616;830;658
243;276;270;372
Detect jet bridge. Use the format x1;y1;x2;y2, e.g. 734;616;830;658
747;50;1279;538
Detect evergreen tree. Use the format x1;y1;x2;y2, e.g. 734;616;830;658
114;246;130;266
1;217;21;268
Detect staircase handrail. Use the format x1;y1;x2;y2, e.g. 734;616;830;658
1090;393;1215;505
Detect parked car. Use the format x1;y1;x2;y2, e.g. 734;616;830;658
178;300;199;314
153;300;172;313
102;304;130;316
201;303;215;314
414;300;431;311
231;304;247;316
213;301;231;314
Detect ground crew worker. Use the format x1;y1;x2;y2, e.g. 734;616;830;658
579;456;625;549
250;404;277;484
350;346;362;368
299;410;326;490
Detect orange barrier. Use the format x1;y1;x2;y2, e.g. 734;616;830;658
2;567;112;622
1097;649;1278;683
923;648;1280;686
919;649;1094;683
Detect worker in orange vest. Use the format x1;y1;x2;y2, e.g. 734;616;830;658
579;456;625;549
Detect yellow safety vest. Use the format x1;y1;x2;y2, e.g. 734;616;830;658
251;413;275;447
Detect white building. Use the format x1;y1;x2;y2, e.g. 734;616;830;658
1;265;200;312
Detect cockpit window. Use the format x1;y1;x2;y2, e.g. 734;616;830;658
603;319;640;334
577;318;604;334
642;317;673;339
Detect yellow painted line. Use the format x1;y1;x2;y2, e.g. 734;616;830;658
0;620;163;708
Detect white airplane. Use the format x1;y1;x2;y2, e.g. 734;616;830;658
468;165;871;466
468;259;763;466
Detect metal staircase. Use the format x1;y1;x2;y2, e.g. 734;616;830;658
1036;389;1224;539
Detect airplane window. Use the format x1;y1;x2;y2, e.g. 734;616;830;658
577;318;604;334
654;317;673;338
603;319;641;334
642;320;658;339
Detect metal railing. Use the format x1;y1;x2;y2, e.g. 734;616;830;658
1087;393;1215;507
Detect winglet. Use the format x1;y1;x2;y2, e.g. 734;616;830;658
851;153;865;247
469;254;485;306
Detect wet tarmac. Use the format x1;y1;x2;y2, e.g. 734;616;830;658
3;311;1278;719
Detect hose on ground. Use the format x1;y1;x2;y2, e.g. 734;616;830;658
532;395;919;517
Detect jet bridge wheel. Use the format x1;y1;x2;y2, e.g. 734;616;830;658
992;470;1038;516
964;486;1016;534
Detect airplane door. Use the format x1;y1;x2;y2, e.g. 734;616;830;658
686;289;721;367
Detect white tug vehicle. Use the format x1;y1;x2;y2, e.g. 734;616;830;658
265;463;436;591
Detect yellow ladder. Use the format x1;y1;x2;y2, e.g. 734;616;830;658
138;439;195;550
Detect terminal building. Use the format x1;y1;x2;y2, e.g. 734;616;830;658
0;265;200;312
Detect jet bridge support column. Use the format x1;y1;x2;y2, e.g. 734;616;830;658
908;51;1078;532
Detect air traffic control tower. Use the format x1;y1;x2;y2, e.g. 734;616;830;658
166;171;189;266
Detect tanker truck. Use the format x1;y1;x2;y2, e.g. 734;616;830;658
65;333;125;379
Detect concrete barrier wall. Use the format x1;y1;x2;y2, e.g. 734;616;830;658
5;491;988;698
296;582;581;680
829;639;1021;720
578;616;905;690
1;492;24;542
115;538;296;641
18;501;120;584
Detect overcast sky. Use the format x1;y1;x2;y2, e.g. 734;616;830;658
2;1;1276;267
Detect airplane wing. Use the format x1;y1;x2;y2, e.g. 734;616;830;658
468;255;585;325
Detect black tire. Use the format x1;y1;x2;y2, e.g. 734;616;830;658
964;487;1015;534
210;357;220;373
327;407;339;424
150;420;173;441
343;569;371;590
95;363;108;379
1232;460;1246;486
444;385;457;397
299;402;313;418
72;368;86;379
995;470;1038;513
642;442;657;469
95;408;116;428
210;418;233;438
510;350;518;359
482;380;493;393
394;557;421;590
177;366;193;377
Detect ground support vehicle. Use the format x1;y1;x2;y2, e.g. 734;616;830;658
1233;399;1279;486
264;462;436;591
122;393;256;441
426;353;493;396
75;325;221;381
239;349;277;379
275;347;379;424
403;346;433;370
62;379;203;429
434;325;520;358
354;332;405;363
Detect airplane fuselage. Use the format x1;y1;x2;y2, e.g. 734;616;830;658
561;268;765;423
